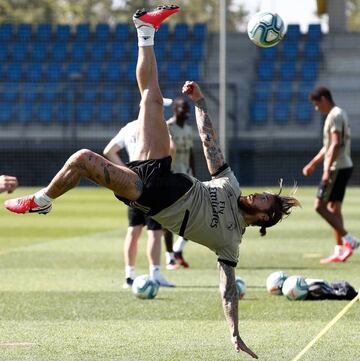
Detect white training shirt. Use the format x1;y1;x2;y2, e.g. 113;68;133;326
107;120;138;161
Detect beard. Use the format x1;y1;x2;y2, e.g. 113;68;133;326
237;197;263;216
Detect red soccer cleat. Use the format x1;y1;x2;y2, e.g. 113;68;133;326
338;242;353;262
320;253;343;264
133;5;180;30
4;195;52;215
175;251;190;268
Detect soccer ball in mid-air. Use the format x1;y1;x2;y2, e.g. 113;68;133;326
132;274;159;300
282;275;309;301
235;276;246;299
266;271;289;295
247;12;286;48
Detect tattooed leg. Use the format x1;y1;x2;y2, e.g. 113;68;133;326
45;149;143;201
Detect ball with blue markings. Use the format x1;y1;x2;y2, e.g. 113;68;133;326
132;274;159;300
266;271;289;295
282;275;309;300
235;276;246;300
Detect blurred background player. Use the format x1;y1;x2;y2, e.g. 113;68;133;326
103;118;175;288
303;86;359;264
163;97;195;269
0;175;18;193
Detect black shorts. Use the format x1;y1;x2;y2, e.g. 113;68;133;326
317;167;353;202
127;207;162;230
116;156;193;216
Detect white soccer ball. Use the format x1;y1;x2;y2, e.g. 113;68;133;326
132;274;159;300
247;12;286;48
235;276;246;299
266;271;289;295
282;275;309;301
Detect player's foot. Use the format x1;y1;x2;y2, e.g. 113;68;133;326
166;259;179;270
152;272;175;287
133;5;180;30
122;277;134;289
174;251;190;268
339;242;355;262
320;253;343;264
4;195;52;214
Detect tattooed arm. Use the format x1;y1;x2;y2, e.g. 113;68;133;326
218;261;258;358
182;81;225;175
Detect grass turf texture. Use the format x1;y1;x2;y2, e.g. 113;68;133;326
0;187;359;361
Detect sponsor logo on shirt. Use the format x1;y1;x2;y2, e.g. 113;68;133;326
209;187;225;228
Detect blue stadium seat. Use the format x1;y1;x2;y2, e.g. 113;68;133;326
254;81;272;101
188;42;204;61
301;62;318;81
156;23;169;41
296;101;313;123
173;23;189;41
31;43;48;61
0;44;9;61
75;24;90;41
250;102;268;125
66;63;83;79
285;24;301;42
45;63;63;81
259;46;277;60
51;43;67;61
95;23;110;41
101;88;117;102
279;62;296;81
120;88;133;103
41;83;61;102
124;62;136;82
89;42;107;61
17;102;33;123
57;104;71;124
192;23;207;41
109;42;126;61
273;102;290;123
36;24;52;41
307;24;322;41
127;43;138;61
17;24;32;41
170;42;186;60
104;62;122;82
303;41;320;60
283;42;298;60
37;103;55;124
76;103;93;123
115;103;131;121
167;62;182;81
85;63;102;82
25;63;42;82
2;83;18;102
185;62;200;81
257;61;274;81
7;64;23;81
98;103;113;123
0;24;13;41
154;45;166;60
114;23;129;41
275;81;293;101
55;25;71;41
11;43;28;61
71;43;87;61
82;87;98;102
22;83;40;102
0;103;12;123
297;81;314;101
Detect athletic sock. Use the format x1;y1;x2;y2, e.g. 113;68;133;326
125;266;135;280
149;265;160;278
34;189;53;207
173;237;187;253
165;252;175;264
342;233;360;249
136;25;155;47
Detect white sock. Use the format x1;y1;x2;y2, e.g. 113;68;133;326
125;266;135;280
149;265;160;278
342;233;359;249
137;25;155;47
34;189;53;207
165;252;175;264
173;237;187;253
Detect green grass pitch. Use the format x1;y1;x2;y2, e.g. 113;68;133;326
0;187;359;361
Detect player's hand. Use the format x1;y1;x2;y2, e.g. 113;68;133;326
302;164;315;176
322;170;330;184
182;81;204;102
0;175;18;193
232;335;258;359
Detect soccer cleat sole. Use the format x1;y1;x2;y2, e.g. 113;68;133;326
133;5;180;19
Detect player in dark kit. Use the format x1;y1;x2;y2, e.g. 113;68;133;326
4;5;300;357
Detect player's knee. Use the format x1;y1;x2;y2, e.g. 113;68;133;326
315;201;325;214
67;149;94;168
140;89;163;108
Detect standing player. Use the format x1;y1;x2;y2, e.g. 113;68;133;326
164;97;194;268
103;120;174;287
303;86;359;264
5;5;300;356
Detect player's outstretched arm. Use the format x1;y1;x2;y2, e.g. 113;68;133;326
218;261;258;358
182;81;225;175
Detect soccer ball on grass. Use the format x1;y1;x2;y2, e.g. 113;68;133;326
247;12;285;48
235;276;246;299
132;274;159;300
282;275;309;300
266;271;289;295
